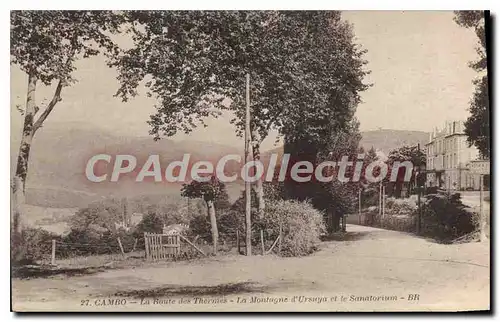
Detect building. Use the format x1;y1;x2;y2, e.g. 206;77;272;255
425;120;489;190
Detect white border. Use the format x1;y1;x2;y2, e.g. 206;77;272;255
3;1;498;321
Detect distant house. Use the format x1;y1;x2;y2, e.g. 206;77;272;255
163;223;189;235
39;222;70;236
130;213;144;227
114;213;144;232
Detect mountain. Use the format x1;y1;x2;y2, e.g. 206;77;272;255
359;129;430;154
11;124;429;208
260;130;430;157
11;123;243;208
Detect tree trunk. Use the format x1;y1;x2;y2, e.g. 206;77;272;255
12;73;37;258
251;131;265;217
206;200;219;254
332;214;341;232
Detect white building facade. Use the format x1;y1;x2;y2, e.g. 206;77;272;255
425;121;488;190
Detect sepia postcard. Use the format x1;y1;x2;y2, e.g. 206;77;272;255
10;10;491;312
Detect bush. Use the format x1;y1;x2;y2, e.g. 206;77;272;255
189;214;213;241
361;187;380;208
13;228;57;263
425;186;439;195
365;198;417;232
420;193;479;241
256;200;325;257
385;198;417;216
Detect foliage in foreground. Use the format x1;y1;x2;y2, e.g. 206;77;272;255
363;193;480;242
420;193;479;241
257;200;326;257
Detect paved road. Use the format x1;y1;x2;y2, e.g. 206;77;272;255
460;191;490;209
12;225;490;312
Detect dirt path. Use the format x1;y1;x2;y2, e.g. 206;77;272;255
12;225;490;312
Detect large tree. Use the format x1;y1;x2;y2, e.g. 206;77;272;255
10;11;124;256
454;11;490;158
285;119;365;233
112;11;370;217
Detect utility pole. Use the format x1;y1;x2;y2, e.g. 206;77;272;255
416;187;421;235
378;181;382;218
358;188;362;225
122;197;128;227
244;73;252;256
479;175;486;242
382;185;386;218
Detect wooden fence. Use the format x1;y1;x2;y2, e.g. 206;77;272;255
144;232;181;260
144;232;206;261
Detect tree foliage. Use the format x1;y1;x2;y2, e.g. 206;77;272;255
454;11;490;158
181;176;230;208
387;145;426;167
11;11;124;85
10;11;126;255
112;11;370;143
386;145;425;198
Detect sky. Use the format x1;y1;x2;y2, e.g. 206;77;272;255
10;11;480;151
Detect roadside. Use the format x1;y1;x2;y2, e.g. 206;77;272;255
12;225;490;312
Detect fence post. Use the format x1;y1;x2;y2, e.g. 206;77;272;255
278;221;283;256
236;230;240;254
51;239;56;266
144;233;150;260
260;230;265;255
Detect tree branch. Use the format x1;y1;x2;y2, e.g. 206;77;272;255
33;80;63;133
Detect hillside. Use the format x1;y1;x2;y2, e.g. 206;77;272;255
260;129;430;159
11;123;242;208
359;129;430;154
11;125;429;208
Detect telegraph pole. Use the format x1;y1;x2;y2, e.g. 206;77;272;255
416;186;421;235
378;181;382;218
244;73;252;256
358;188;362;225
479;174;486;242
382;185;386;218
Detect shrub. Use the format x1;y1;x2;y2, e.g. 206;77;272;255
425;186;439;195
256;200;325;257
384;198;417;216
366;198;417;232
128;212;164;250
14;228;57;263
361;187;380;208
420;193;479;241
188;214;213;241
133;212;164;236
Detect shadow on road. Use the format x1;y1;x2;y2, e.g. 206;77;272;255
320;231;371;242
113;282;268;298
12;264;113;279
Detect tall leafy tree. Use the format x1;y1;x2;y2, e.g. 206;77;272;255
285;119;364;232
386;145;426;198
181;176;229;254
112;11;370;217
454;11;490;158
10;11;125;255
